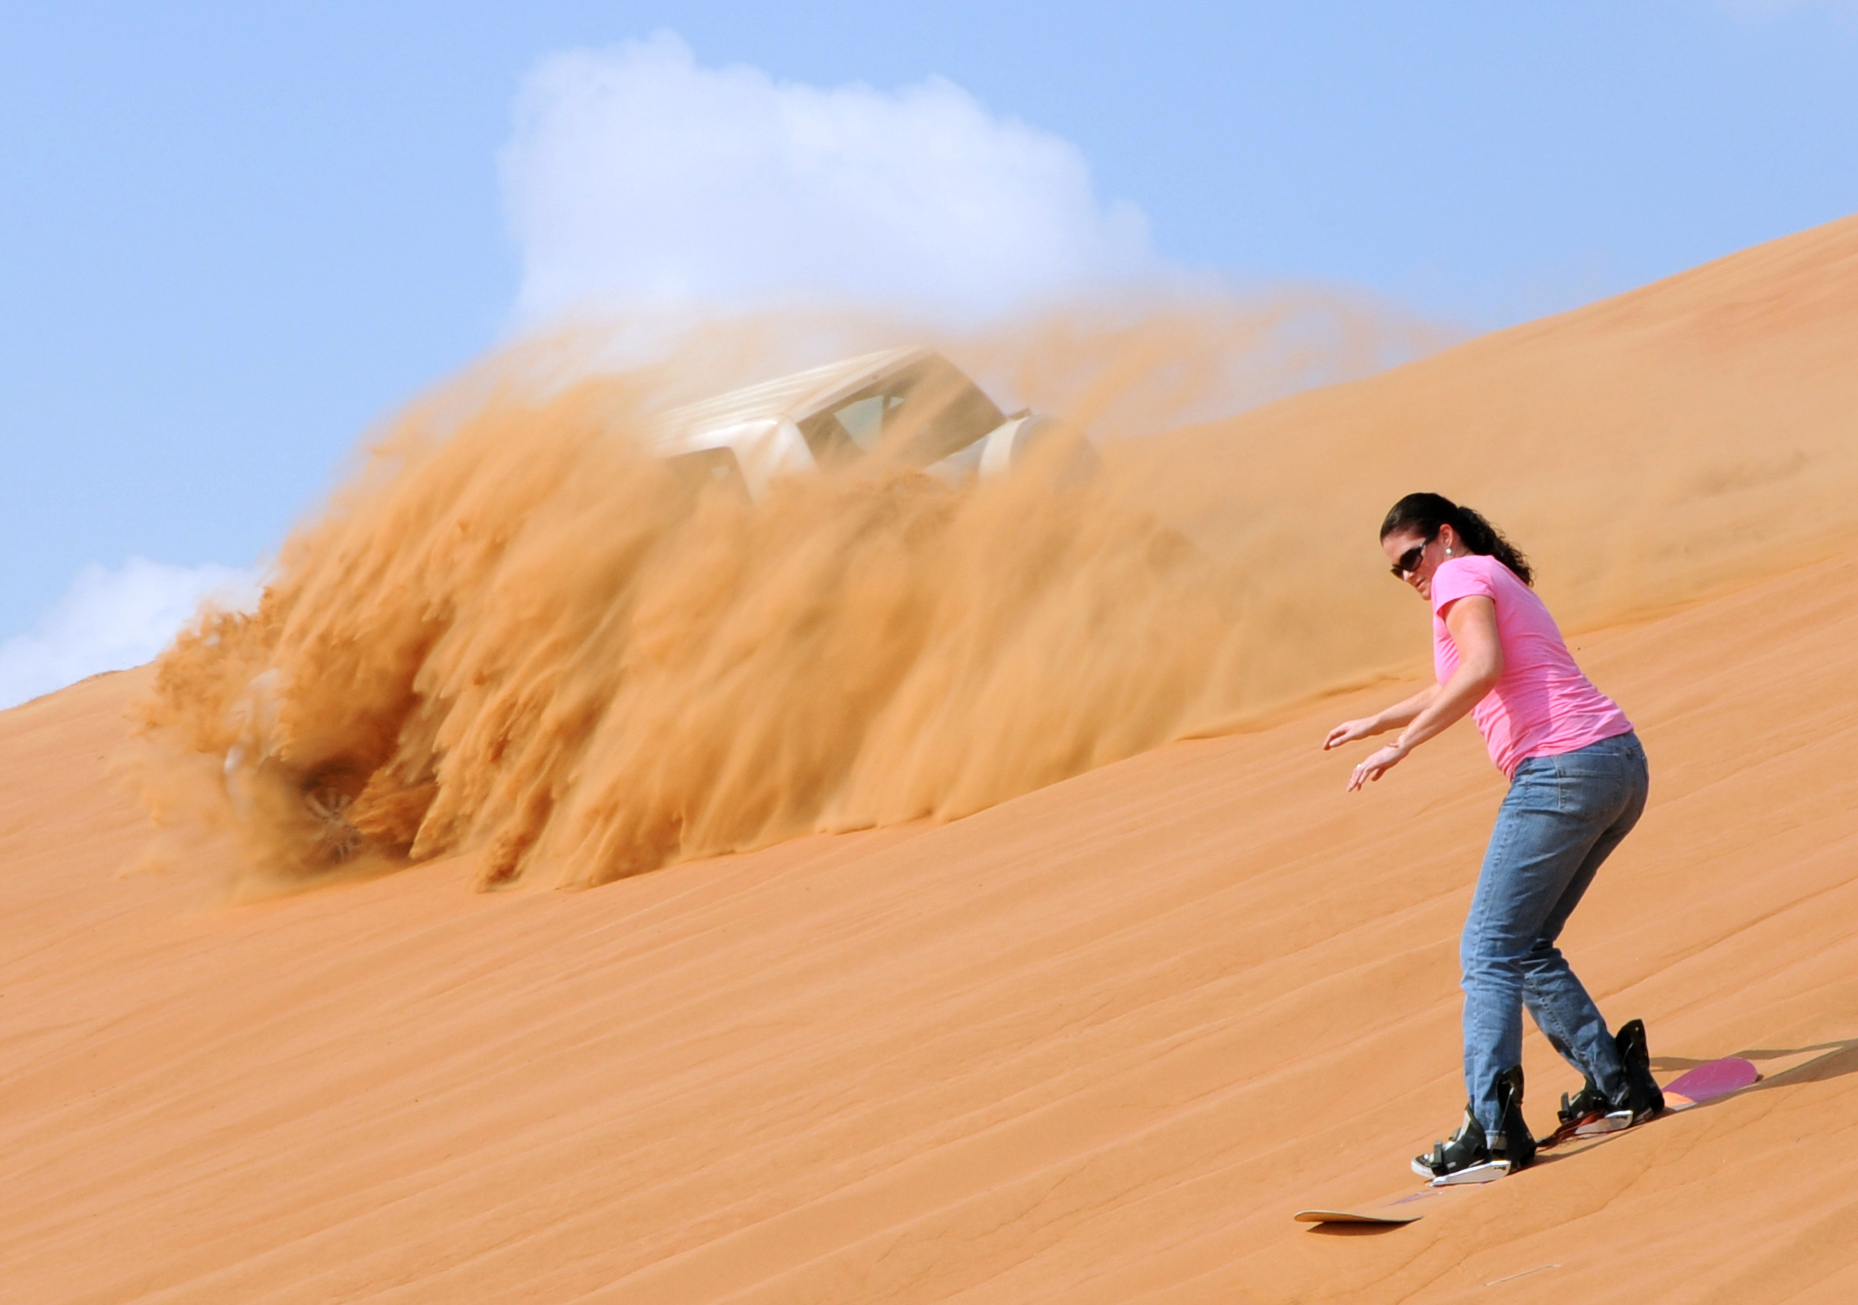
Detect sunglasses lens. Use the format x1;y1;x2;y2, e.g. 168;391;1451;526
1390;539;1432;578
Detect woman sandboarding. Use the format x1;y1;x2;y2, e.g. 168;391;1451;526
1324;493;1664;1180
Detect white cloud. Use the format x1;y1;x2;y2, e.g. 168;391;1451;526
0;558;262;710
500;31;1159;324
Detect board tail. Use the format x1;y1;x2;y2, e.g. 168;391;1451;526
1663;1056;1759;1110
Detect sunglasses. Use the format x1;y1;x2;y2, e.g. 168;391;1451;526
1390;537;1433;579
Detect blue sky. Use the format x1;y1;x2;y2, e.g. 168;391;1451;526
1;1;1854;703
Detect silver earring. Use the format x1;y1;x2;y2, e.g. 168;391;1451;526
1445;547;1453;557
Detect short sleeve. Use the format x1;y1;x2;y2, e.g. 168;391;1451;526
1431;557;1497;620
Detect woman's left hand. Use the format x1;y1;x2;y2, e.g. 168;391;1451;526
1346;742;1408;791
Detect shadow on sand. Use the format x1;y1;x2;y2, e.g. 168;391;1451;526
1306;1221;1413;1237
1652;1038;1858;1093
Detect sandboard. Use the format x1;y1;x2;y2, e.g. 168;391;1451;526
1294;1171;1504;1224
1541;1055;1761;1148
1294;1185;1464;1225
1297;1056;1763;1224
1293;1207;1424;1225
1662;1056;1758;1110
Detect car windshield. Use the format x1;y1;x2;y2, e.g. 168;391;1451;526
797;355;1005;468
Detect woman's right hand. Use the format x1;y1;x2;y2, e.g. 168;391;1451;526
1323;718;1380;751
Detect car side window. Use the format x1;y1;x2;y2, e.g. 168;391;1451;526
795;355;1004;466
831;394;903;452
805;391;904;461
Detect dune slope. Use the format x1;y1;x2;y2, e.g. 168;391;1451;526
2;553;1855;1304
1124;213;1858;639
5;218;1858;1302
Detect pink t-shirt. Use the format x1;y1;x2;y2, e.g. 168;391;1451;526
1431;555;1633;779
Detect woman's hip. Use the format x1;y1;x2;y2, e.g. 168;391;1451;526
1505;730;1647;825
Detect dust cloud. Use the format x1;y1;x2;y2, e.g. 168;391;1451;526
135;297;1441;891
131;216;1858;893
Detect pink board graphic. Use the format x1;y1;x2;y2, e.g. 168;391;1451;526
1662;1057;1759;1110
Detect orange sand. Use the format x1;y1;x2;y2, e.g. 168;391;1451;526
4;219;1857;1301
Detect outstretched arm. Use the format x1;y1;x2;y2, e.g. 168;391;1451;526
1322;683;1442;751
1333;596;1502;791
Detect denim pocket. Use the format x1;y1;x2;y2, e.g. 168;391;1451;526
1547;743;1634;820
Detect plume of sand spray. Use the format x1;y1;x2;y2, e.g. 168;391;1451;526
953;289;1457;440
134;224;1858;895
136;311;1341;891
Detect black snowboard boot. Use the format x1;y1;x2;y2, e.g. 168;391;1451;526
1412;1066;1535;1181
1552;1019;1667;1141
1491;1064;1537;1170
1412;1106;1490;1181
1546;1075;1609;1146
1613;1018;1666;1124
1558;1076;1607;1129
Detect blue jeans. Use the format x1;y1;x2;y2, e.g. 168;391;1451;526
1461;731;1648;1134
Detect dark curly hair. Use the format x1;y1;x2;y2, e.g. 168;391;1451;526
1380;492;1533;587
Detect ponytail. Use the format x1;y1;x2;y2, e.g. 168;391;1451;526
1379;492;1534;586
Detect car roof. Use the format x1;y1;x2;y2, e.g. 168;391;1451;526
652;346;932;438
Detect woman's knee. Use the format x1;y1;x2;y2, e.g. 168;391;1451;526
1518;939;1567;974
1460;947;1527;994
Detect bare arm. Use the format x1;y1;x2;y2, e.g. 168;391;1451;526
1329;596;1503;791
1322;682;1443;751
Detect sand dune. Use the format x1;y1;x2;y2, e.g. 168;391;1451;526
4;218;1857;1301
